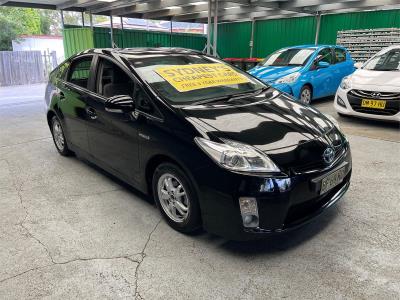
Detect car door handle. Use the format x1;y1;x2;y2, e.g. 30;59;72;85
86;107;97;120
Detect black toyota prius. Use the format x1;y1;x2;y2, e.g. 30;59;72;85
45;48;352;241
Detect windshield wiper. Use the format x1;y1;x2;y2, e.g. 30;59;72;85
190;87;269;106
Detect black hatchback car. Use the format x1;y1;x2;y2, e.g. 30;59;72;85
45;48;352;240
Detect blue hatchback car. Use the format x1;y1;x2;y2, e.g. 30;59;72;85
248;45;355;103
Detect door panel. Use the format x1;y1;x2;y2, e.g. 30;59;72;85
59;56;95;153
59;83;90;151
309;48;334;98
330;48;352;92
86;57;140;182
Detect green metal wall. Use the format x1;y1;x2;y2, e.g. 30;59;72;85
216;9;399;59
253;16;316;58
63;26;206;58
318;9;400;44
63;28;94;58
217;22;252;58
92;27;206;50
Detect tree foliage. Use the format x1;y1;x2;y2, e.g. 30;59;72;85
0;7;61;50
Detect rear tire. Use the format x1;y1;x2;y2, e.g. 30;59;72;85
152;163;201;233
300;85;312;104
51;116;72;156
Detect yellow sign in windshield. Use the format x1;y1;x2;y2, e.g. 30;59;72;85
155;63;251;92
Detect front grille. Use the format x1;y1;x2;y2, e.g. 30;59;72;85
349;89;400;100
291;129;346;173
347;90;400;116
284;172;351;227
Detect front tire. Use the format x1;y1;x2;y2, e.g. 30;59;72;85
300;85;312;104
152;163;201;233
51;116;72;156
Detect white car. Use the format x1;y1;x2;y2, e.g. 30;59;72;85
334;45;400;122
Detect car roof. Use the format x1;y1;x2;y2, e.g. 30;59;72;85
382;44;400;51
282;44;346;50
76;47;203;58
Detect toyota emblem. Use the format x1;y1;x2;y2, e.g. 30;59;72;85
323;147;335;164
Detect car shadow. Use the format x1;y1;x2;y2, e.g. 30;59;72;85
72;152;343;254
215;207;339;255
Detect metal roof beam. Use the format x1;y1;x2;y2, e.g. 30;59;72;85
57;0;98;10
1;1;84;11
90;0;203;15
174;8;296;22
301;0;400;13
144;3;275;20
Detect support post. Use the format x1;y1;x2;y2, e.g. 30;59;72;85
212;0;218;57
120;17;124;47
89;13;93;29
60;10;65;29
250;19;255;58
206;0;212;54
110;15;114;48
315;12;321;45
81;11;85;27
170;21;173;47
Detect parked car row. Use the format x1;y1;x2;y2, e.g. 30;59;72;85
249;44;400;122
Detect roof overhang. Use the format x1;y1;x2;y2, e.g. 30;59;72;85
1;0;399;23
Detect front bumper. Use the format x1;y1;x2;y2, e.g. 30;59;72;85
335;87;400;122
193;147;352;241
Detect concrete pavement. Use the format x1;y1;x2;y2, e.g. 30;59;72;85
0;85;399;299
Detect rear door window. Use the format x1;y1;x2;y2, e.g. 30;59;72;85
334;48;347;63
67;56;93;89
317;48;333;64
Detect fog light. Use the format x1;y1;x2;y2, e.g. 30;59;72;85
337;96;346;108
239;197;259;228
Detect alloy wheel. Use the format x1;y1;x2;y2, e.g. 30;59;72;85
300;88;311;104
157;173;190;223
52;119;65;151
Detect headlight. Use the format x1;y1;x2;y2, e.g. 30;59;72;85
340;76;352;90
325;114;340;130
195;137;280;173
275;72;301;84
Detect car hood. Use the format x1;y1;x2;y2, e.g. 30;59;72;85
248;65;303;82
351;69;400;88
181;90;336;152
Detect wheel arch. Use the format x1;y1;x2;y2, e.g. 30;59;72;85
46;110;57;129
145;154;185;196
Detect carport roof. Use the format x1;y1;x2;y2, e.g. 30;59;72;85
1;0;400;23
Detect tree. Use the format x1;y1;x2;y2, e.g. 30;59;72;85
39;10;62;35
0;15;21;50
0;7;42;50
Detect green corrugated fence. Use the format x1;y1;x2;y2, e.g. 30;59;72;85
63;26;206;58
217;9;400;59
62;9;399;60
63;27;94;59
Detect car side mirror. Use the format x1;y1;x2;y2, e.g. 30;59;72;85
354;62;363;69
317;61;330;68
105;95;135;113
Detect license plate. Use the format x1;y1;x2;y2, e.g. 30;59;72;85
361;99;386;109
320;167;347;195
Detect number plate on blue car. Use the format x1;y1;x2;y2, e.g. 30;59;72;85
320;166;347;195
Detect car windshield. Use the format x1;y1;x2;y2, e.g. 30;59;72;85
259;48;315;67
363;48;400;71
126;53;264;105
